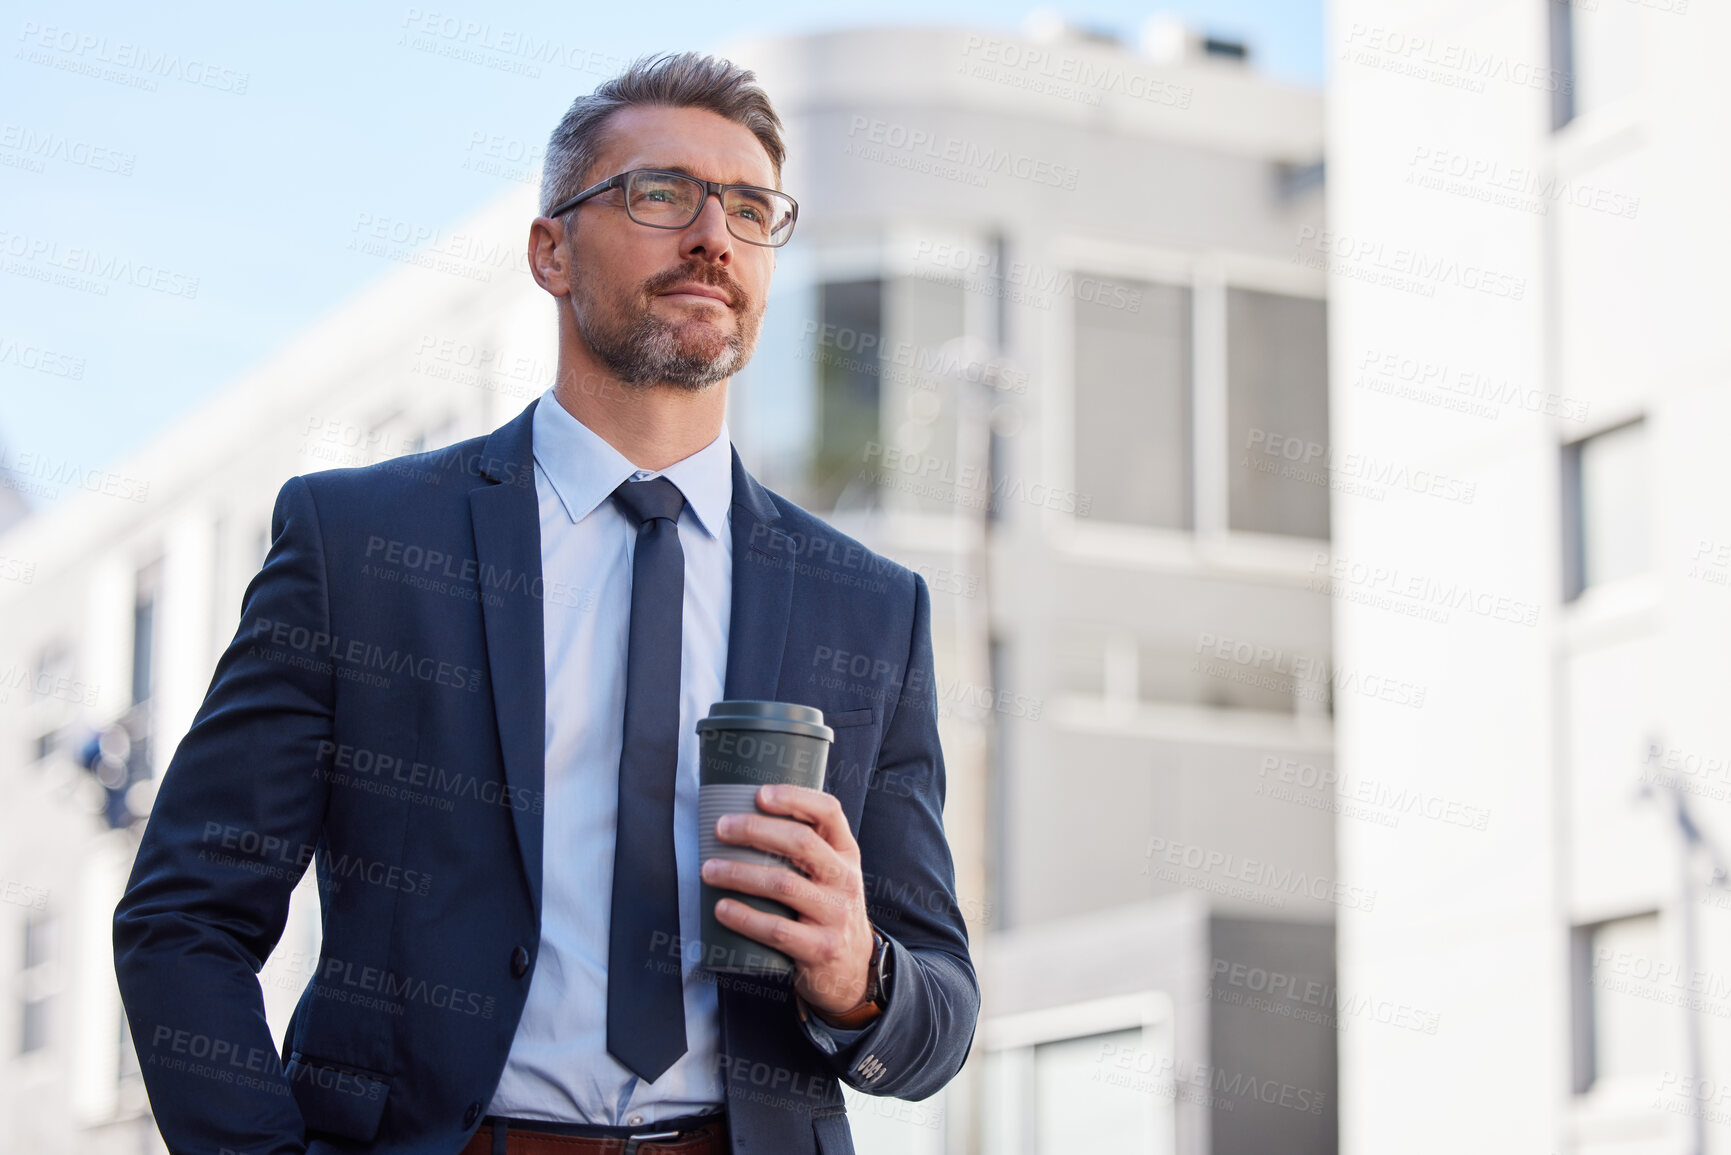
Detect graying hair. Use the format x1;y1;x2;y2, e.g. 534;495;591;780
540;51;787;216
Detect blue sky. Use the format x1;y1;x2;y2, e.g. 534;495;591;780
0;1;1321;501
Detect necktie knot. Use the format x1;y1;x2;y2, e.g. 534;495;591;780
612;476;685;528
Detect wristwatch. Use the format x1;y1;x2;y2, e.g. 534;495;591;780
813;926;892;1029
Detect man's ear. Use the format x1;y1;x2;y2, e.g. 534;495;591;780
528;215;571;297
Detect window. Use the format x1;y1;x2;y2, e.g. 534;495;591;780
1074;278;1192;529
132;560;161;706
19;910;54;1055
812;279;883;510
1551;0;1646;130
1562;419;1649;600
1226;288;1330;539
1571;913;1667;1092
983;994;1174;1155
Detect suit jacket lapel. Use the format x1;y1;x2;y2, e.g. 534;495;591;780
723;446;795;704
469;398;547;916
719;446;810;1151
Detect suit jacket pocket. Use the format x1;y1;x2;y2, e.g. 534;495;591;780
285;1052;390;1143
825;706;875;729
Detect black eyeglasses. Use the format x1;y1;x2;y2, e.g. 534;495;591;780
547;168;799;248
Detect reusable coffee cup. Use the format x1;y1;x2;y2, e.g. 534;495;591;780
697;700;835;976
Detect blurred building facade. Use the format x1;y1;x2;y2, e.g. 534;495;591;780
1327;1;1731;1152
0;20;1331;1155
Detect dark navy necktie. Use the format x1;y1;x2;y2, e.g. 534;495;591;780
606;476;689;1084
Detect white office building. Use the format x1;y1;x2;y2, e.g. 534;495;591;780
1326;0;1731;1151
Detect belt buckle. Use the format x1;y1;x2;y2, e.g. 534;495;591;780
620;1127;683;1155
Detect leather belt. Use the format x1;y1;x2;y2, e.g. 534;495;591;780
459;1113;728;1155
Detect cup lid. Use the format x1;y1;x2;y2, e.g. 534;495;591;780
696;700;835;741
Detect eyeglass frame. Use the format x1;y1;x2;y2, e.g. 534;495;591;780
545;167;799;248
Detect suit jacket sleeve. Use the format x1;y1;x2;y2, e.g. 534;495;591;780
796;572;980;1099
113;475;335;1155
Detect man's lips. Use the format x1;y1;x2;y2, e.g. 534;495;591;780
658;282;731;306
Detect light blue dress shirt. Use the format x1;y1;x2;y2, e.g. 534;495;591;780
486;390;867;1128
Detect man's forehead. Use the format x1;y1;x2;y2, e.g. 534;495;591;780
595;106;776;187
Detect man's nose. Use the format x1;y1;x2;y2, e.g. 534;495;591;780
679;193;733;261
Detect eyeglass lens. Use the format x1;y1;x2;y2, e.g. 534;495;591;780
625;171;795;246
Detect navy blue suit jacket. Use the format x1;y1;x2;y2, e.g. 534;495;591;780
113;396;978;1155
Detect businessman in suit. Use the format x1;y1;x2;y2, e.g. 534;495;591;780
113;51;978;1155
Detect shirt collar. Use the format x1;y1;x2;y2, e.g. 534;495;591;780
530;388;732;539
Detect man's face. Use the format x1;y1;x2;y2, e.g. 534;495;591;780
559;104;779;392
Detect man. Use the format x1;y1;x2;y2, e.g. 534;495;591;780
113;51;977;1155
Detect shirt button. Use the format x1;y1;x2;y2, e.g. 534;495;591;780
511;945;530;977
627;1113;645;1125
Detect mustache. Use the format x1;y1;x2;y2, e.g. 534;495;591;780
642;263;748;309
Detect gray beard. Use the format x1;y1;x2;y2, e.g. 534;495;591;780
577;301;748;392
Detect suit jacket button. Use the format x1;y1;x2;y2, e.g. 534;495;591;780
464;1102;482;1127
511;945;530;977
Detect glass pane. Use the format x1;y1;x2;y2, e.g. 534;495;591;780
1571;0;1645;120
1035;1027;1156;1153
811;280;883;511
1226;289;1330;539
1579;421;1649;590
882;275;967;518
1589;913;1669;1083
1074;279;1191;529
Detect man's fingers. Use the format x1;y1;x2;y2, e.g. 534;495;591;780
712;896;826;962
715;808;846;881
704;858;859;923
751;784;857;856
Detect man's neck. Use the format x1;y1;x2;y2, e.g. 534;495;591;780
552;362;728;473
